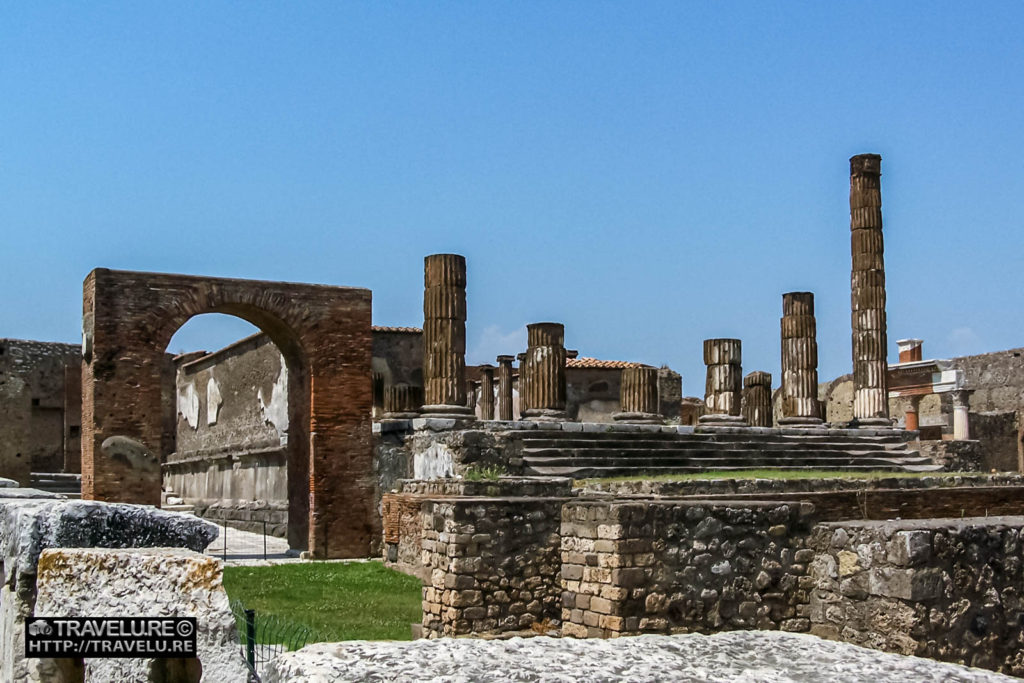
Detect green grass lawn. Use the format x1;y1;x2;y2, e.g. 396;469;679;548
579;469;986;484
222;561;422;642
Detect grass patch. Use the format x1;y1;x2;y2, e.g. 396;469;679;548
222;561;422;642
578;469;982;484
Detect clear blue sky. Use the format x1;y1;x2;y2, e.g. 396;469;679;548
2;3;1022;394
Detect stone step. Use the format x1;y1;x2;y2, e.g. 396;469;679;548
520;440;905;453
527;463;944;477
161;504;196;514
523;455;931;471
522;447;919;460
29;473;82;494
519;429;909;443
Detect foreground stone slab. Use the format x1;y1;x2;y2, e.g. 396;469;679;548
31;548;248;681
263;631;1010;682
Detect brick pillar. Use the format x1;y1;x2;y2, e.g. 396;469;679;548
422;254;474;418
496;355;515;420
521;323;567;421
478;364;495;420
699;338;746;426
742;371;773;428
779;292;823;426
516;352;529;415
613;366;661;423
383;384;422;419
902;394;922;432
850;154;890;426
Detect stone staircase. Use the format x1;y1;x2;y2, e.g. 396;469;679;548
161;488;196;514
30;472;82;499
516;427;939;478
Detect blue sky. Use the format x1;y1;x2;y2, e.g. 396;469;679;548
2;3;1022;394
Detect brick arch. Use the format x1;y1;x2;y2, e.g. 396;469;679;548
82;269;374;559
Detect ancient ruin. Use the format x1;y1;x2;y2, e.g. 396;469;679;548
613;365;659;423
495;355;515;420
421;254;473;419
741;370;772;427
779;292;822;426
699;338;746;426
520;323;568;421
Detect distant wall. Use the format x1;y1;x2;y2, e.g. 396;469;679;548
0;339;81;484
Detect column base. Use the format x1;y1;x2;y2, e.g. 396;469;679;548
382;412;420;420
778;416;824;427
522;408;568;422
849;417;893;428
420;404;476;420
612;412;662;424
698;414;748;426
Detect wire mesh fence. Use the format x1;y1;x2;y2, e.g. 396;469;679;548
230;598;320;681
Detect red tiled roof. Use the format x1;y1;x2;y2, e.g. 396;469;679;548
566;357;651;369
371;326;422;333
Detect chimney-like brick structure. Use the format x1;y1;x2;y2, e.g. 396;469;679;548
521;323;567;421
779;292;823;426
478;364;495;420
897;339;924;364
850;154;890;426
742;371;773;428
422;254;474;418
614;366;661;423
699;338;746;426
496;355;515;420
383;384;422;419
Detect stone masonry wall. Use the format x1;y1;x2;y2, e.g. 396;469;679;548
560;500;816;637
808;517;1024;676
420;497;562;637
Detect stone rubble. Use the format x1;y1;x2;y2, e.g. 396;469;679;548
263;630;1013;682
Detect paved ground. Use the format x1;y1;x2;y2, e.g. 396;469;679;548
203;524;295;565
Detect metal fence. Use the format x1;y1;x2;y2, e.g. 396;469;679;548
230;599;319;681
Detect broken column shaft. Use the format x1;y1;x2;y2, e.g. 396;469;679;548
780;292;823;426
496;355;515;420
614;366;661;423
521;323;567;421
422;254;473;418
383;384;423;419
742;371;773;428
850;154;890;426
478;364;495;420
699;338;746;426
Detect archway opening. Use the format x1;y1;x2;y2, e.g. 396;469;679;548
163;313;309;552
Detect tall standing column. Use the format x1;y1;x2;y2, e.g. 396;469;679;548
780;292;823;426
742;371;773;427
699;339;746;426
614;366;661;423
516;352;529;416
422;254;474;418
850;154;890;426
496;355;515;420
521;323;567;421
952;389;972;440
478;364;495;420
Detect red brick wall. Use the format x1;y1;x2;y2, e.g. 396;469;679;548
81;268;374;558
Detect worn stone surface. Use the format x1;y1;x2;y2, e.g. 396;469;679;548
701;339;745;425
742;371;773;427
422;254;473;416
81;268;374;558
263;631;1012;682
478;365;496;420
30;547;248;682
780;293;822;425
809;516;1024;676
0;498;218;683
615;366;660;423
496;355;516;421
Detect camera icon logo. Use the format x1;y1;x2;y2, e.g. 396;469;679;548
28;620;53;637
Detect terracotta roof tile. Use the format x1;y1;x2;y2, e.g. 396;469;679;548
566;357;651;369
371;326;422;333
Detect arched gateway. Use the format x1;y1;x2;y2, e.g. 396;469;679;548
81;268;374;559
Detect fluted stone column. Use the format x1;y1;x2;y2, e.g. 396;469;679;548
478;364;495;420
422;254;473;418
516;352;529;416
699;339;746;426
383;384;423;419
850;155;890;426
614;366;660;423
780;292;823;426
521;323;567;421
496;355;515;420
742;371;773;428
466;380;478;410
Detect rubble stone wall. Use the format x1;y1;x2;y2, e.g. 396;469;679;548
808;517;1024;676
420;497;563;637
560;500;816;637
